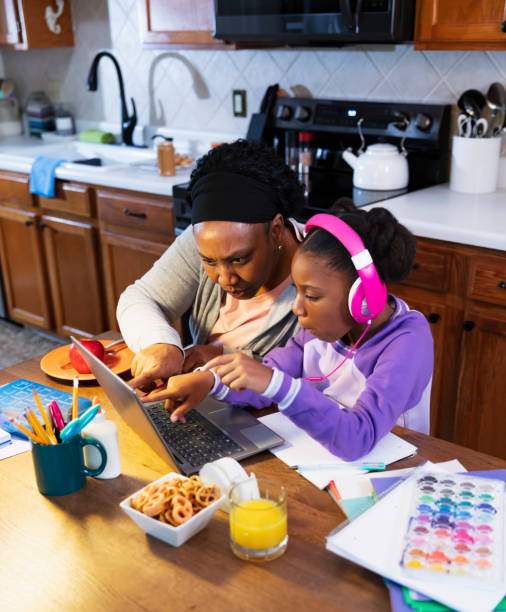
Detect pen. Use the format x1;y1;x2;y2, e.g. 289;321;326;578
60;404;100;442
48;400;65;432
32;387;58;445
289;462;386;471
72;375;79;421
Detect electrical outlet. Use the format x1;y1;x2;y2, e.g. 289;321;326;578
232;89;247;117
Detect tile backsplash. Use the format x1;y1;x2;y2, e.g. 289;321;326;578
1;0;505;140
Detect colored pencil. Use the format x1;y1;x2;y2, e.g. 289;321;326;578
72;376;79;421
31;387;58;444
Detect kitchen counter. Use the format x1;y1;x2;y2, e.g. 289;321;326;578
0;136;505;250
363;184;506;251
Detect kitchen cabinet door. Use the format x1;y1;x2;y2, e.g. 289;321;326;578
454;303;506;460
99;230;167;331
0;206;52;329
415;0;506;50
0;0;74;50
41;215;105;338
138;0;233;48
389;286;458;440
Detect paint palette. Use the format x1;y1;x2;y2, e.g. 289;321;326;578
400;471;504;586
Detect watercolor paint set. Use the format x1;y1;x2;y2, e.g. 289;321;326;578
400;471;504;587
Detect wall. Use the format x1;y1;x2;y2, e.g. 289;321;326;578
1;0;505;138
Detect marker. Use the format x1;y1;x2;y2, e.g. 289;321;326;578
289;462;386;471
60;404;100;442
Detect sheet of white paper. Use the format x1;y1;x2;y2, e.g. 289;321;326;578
331;459;468;499
0;436;31;460
0;427;10;445
258;412;417;489
326;465;506;612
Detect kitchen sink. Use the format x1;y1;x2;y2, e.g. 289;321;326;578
3;140;157;173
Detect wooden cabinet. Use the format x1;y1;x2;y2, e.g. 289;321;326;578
138;0;233;48
391;236;506;460
0;171;104;338
0;0;74;49
0;205;52;329
96;188;174;330
415;0;506;50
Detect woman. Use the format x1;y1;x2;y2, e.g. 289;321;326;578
117;139;305;391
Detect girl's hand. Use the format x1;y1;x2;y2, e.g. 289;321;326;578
141;371;214;423
182;344;223;373
204;353;273;394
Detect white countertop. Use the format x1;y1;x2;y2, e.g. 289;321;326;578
0;136;504;251
363;184;506;252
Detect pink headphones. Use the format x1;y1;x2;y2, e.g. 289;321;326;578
304;213;387;324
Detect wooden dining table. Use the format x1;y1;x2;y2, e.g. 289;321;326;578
1;345;505;612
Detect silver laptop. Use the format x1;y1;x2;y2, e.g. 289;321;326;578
70;337;284;475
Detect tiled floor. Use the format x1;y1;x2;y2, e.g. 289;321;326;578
0;319;65;369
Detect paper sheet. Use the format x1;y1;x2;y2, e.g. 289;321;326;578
326;465;506;612
258;411;417;489
0;436;31;460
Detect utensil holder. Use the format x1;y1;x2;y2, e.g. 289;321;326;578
450;135;501;194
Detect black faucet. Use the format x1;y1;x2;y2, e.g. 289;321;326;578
86;51;137;146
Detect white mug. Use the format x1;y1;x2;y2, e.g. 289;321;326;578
450;135;501;194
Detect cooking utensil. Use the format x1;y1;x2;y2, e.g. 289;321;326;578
457;89;487;120
486;82;506;136
458;114;488;138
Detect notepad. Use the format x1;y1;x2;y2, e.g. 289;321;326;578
0;427;10;446
258;412;417;489
0;378;91;437
325;465;506;612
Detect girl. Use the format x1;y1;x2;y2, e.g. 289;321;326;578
143;204;434;461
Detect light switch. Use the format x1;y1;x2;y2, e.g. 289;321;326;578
232;89;247;117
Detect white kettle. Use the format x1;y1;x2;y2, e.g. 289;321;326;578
342;143;409;191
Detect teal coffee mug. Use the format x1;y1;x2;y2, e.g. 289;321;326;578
31;435;107;496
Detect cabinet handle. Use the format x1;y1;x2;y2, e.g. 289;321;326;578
412;263;419;270
39;223;48;230
427;313;440;324
498;281;506;289
122;208;146;219
502;20;506;33
24;220;34;227
463;320;475;332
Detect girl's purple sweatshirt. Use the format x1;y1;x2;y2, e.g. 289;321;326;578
209;296;433;461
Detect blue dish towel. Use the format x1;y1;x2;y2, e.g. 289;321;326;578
29;156;66;198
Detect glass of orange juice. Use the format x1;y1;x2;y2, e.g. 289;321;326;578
229;477;287;561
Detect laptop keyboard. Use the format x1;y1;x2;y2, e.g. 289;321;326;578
145;403;244;469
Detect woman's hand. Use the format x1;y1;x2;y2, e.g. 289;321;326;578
204;353;273;394
182;344;223;372
141;371;215;423
129;344;184;390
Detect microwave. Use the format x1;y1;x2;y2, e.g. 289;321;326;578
214;0;415;46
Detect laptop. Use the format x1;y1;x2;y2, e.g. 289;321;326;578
70;337;284;475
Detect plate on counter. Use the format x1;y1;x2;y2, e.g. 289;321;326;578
40;340;134;381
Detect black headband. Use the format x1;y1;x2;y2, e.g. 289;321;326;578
190;171;280;225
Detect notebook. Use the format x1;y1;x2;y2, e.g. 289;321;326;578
71;337;284;475
0;378;91;438
258;411;418;489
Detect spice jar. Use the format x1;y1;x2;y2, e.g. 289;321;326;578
152;134;176;176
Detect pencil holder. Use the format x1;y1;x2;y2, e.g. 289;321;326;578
31;435;106;496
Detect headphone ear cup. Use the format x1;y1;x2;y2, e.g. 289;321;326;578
348;278;372;324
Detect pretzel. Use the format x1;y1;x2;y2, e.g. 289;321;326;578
130;475;220;527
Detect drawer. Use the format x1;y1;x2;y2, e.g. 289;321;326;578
96;189;174;240
467;253;506;308
0;171;32;207
38;182;92;217
400;243;452;293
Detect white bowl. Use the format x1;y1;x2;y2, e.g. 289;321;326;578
119;472;224;547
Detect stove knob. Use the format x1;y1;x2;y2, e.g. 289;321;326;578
295;105;311;122
415;113;433;132
276;105;293;121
